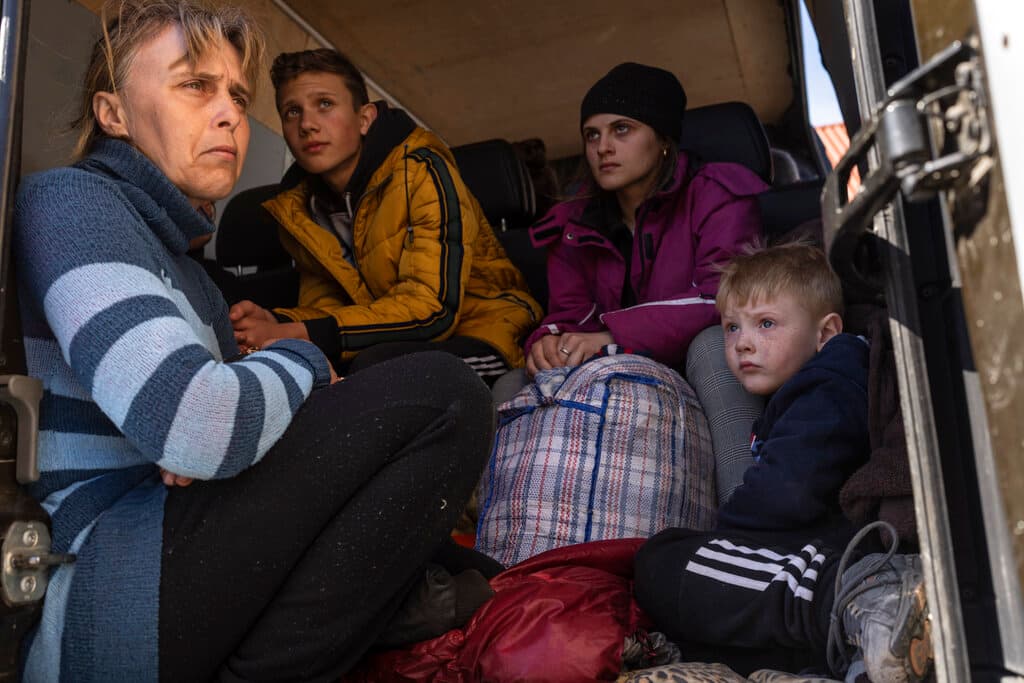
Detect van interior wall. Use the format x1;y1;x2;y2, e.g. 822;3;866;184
272;0;794;161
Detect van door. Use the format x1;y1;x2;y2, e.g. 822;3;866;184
0;0;53;677
822;1;1024;680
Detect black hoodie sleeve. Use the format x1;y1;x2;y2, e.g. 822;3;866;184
716;336;870;532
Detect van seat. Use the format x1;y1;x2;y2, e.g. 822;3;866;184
770;148;802;186
451;139;548;309
451;139;536;231
679;101;773;184
677;102;824;244
758;178;825;244
214;184;297;310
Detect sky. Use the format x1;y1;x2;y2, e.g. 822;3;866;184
800;1;844;126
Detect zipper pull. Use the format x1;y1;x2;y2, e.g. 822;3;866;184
344;192;354;220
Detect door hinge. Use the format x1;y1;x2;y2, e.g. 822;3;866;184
822;38;991;284
2;521;75;606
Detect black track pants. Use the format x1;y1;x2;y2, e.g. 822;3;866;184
634;527;853;673
158;351;495;682
345;337;510;386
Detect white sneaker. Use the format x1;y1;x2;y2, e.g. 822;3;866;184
827;522;933;682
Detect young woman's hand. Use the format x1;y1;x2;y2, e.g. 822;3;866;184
526;334;565;376
230;300;308;348
557;331;615;368
526;331;615;376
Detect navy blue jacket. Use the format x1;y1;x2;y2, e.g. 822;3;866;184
716;333;870;536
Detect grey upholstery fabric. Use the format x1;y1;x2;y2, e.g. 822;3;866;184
685;326;765;505
491;367;529;405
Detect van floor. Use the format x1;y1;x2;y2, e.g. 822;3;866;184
617;662;840;682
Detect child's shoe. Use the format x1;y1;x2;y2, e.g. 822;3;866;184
827;523;933;682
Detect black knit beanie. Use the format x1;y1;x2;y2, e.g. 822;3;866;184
580;62;687;142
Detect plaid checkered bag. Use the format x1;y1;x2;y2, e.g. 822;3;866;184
475;351;717;567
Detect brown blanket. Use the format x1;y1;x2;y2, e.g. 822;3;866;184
839;305;918;547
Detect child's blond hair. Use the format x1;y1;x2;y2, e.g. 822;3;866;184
716;242;843;319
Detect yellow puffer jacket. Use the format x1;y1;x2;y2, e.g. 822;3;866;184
263;127;542;367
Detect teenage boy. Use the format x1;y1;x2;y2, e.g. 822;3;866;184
633;243;932;683
229;49;542;382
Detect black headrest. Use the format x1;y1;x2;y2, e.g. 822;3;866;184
771;148;802;186
757;178;825;242
678;101;772;184
451;139;536;230
216;184;290;269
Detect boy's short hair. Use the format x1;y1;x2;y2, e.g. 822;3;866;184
270;48;369;109
716;242;844;319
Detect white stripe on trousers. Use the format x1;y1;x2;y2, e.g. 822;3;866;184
685;538;824;602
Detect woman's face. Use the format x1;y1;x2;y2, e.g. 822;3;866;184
276;71;377;193
582;114;666;196
104;25;251;206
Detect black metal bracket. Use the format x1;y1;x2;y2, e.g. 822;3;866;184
0;374;41;484
822;38;991;292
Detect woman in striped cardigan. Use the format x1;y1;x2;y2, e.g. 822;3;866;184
13;2;494;680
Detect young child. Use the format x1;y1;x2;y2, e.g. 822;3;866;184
633;243;932;682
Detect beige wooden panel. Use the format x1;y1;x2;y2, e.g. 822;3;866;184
73;0;792;157
72;0;321;134
281;0;792;158
726;0;792;124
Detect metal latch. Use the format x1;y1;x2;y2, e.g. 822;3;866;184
1;521;75;606
0;374;43;483
822;38;991;281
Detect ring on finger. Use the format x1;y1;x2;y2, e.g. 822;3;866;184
560;346;571;356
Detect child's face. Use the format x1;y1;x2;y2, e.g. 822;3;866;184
721;292;837;396
276;71;375;188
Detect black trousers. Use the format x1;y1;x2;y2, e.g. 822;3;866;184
158;352;495;682
345;337;510;386
634;527;855;675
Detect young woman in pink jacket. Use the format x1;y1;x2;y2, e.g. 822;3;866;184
524;62;767;375
492;63;769;501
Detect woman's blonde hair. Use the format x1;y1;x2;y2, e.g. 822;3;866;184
71;0;265;159
716;241;844;319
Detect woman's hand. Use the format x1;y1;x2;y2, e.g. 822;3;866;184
526;331;615;377
557;331;615;367
526;334;565;376
160;468;194;487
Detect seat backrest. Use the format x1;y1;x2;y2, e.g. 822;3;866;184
451;138;548;308
677;102;823;243
451;139;536;231
770;148;802;186
678;101;773;184
216;183;290;269
214;184;298;310
757;178;825;245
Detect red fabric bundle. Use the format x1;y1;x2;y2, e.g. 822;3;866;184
345;538;648;682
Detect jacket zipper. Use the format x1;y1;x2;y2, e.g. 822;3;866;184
331;178;390;297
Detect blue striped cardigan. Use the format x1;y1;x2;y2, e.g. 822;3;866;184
13;139;331;682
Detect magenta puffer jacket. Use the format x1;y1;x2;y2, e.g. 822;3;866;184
525;153;768;368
